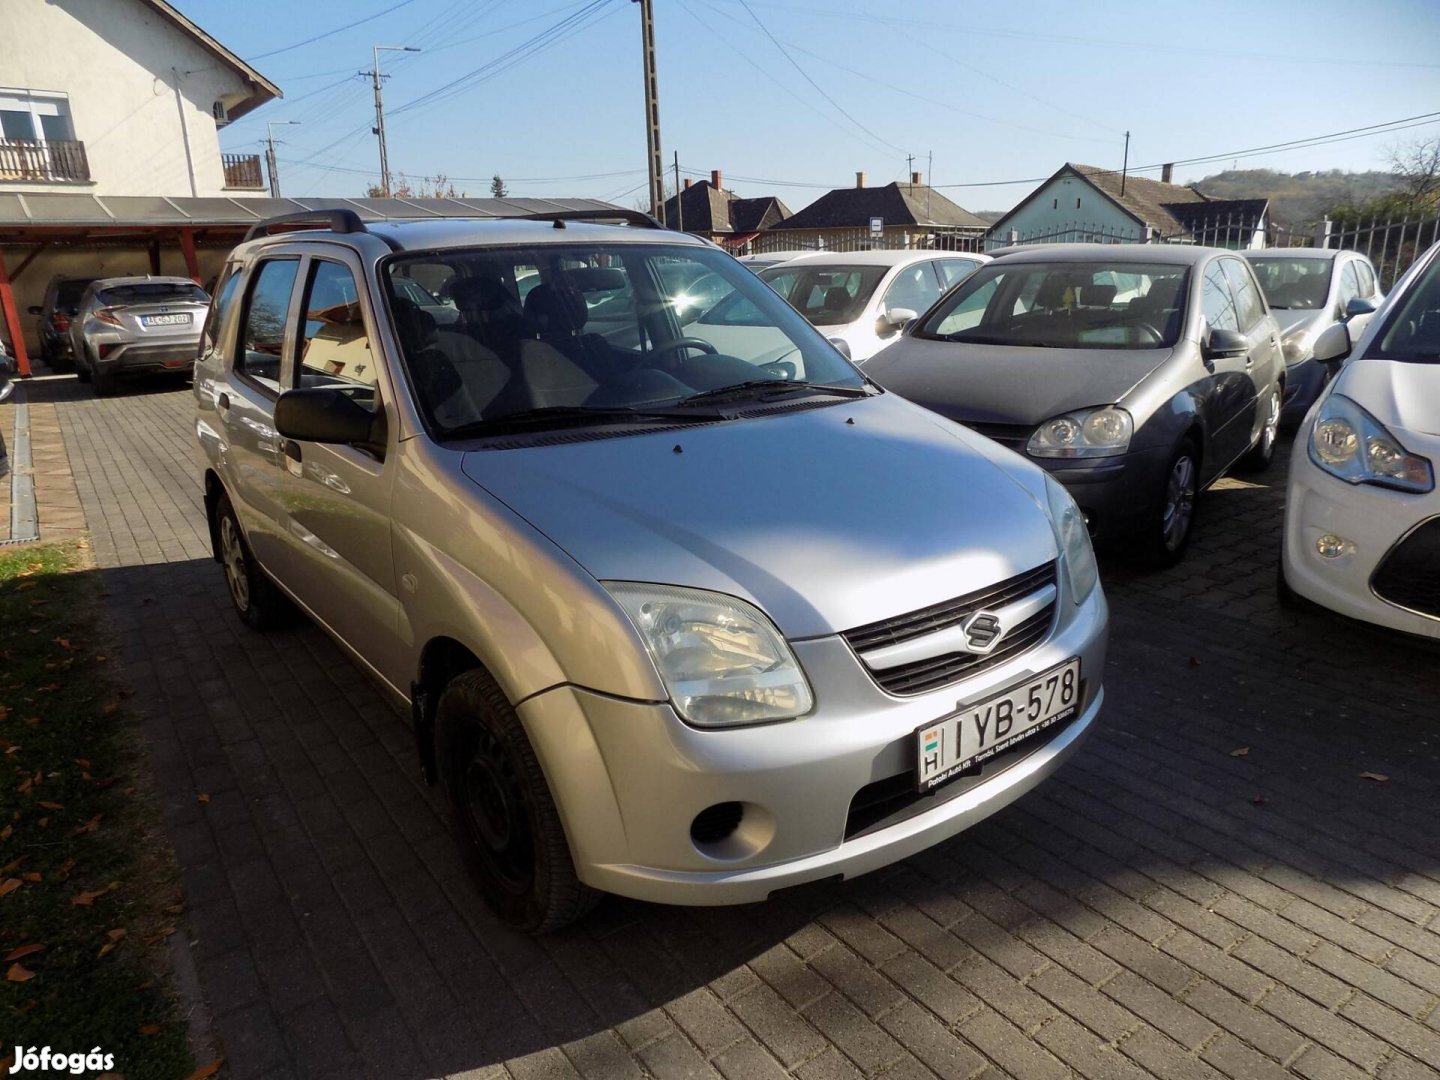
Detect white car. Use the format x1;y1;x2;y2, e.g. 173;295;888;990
759;250;989;363
1280;240;1440;639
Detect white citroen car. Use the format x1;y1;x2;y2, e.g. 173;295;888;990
1281;240;1440;639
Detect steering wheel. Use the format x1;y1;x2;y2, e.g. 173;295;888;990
651;337;718;364
1134;323;1164;346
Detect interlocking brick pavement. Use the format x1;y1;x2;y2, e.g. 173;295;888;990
36;376;1440;1080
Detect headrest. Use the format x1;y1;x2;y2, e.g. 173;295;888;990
823;286;852;311
450;275;520;316
1034;275;1074;310
1080;283;1116;307
524;279;587;336
390;296;437;351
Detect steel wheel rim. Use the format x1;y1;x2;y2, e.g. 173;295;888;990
1260;390;1280;456
218;516;250;611
1163;455;1196;551
456;724;534;896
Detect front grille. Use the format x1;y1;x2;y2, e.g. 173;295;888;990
843;563;1057;696
964;421;1033;451
1372;518;1440;619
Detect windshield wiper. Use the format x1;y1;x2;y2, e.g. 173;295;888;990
677;379;872;407
439;404;718;438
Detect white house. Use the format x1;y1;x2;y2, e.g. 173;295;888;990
985;164;1268;252
0;0;280;198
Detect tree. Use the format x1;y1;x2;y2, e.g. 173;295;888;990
367;172;456;198
490;174;508;198
1387;136;1440;211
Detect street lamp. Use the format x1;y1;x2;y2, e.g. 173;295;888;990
370;45;421;197
265;120;299;198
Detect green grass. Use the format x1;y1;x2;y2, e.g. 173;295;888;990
1;543;197;1080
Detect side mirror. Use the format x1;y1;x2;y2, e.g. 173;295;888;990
27;305;42;316
275;387;375;445
1344;297;1377;320
882;306;918;328
1312;321;1351;364
1203;327;1248;359
826;336;852;360
902;318;919;336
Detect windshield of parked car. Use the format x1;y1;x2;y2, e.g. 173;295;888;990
1370;252;1440;364
1244;257;1332;310
55;280;92;313
382;243;864;435
914;260;1189;349
759;263;889;326
96;283;209;306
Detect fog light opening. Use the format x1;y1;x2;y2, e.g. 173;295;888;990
689;801;776;862
690;802;743;845
1315;534;1356;559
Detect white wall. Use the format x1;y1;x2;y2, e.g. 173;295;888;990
0;0;268;197
986;174;1144;251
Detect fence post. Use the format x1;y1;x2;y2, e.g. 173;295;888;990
1313;217;1332;249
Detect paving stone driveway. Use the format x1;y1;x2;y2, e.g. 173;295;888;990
41;376;1440;1080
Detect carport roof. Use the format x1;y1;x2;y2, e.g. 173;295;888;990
0;194;631;232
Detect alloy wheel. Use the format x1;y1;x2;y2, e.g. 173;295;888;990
218;515;250;612
1163;455;1197;552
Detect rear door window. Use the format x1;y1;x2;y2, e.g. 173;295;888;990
237;258;300;393
935;259;980;288
296;260;377;412
882;263;943;315
1339;262;1362;307
1202;264;1239;333
1221;258;1266;330
201;265;242;356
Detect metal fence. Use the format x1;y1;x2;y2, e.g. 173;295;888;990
741;226;986;256
987;214;1265;251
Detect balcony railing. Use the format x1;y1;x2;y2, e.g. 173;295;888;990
223;153;265;189
0;138;91;183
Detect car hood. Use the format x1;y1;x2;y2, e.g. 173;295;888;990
864;336;1172;426
1336;358;1440;437
459;394;1058;638
1273;309;1326;336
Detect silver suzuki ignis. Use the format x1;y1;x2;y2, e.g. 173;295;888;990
194;208;1108;931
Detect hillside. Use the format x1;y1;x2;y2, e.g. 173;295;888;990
1191;168;1404;226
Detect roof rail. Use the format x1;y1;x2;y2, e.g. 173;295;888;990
519;208;665;230
244;209;368;244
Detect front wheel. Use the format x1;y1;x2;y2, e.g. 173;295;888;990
1141;440;1200;568
436;669;598;933
1238;388;1281;473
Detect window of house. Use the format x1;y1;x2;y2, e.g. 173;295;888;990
237;258;299;393
0;92;74;142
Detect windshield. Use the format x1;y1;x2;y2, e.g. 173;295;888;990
97;283;209;306
1245;257;1332;310
382;243;863;435
760;264;888;326
915;260;1189;349
1370;251;1440;364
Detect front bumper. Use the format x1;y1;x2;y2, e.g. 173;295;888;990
1280;358;1329;426
519;583;1108;905
1282;429;1440;640
1037;447;1170;545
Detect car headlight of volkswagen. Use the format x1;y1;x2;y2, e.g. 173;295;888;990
607;583;814;727
1279;323;1315;365
1309;394;1434;493
1044;475;1099;604
1028;406;1133;458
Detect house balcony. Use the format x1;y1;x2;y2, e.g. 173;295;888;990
0;138;91;183
223;153;265;190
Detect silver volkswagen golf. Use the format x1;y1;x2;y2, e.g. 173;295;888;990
194;209;1109;931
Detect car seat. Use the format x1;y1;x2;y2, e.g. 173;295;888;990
519;281;600;408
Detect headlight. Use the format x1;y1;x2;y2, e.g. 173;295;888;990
1028;406;1133;458
1280;324;1314;365
1044;475;1099;604
1309;394;1434;493
606;583;814;728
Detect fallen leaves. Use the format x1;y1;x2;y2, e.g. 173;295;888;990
1360;771;1389;782
0;878;21;898
3;944;44;962
185;1060;224;1080
70;881;120;906
1230;747;1250;757
139;1024;160;1036
5;962;35;982
196;792;210;804
73;812;102;835
99;927;128;956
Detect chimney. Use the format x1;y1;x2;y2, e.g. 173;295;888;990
1161;162;1174;184
683;178;692;190
711;169;722;190
856;171;866;188
911;171;923;185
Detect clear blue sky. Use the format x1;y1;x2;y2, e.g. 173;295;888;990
177;0;1440;214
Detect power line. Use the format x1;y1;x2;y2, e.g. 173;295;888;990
246;0;420;61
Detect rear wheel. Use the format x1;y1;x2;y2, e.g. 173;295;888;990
74;345;92;384
436;668;598;933
1142;439;1200;568
214;490;289;630
92;364;116;397
1238;387;1281;472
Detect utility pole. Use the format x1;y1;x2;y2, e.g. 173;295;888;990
673;150;683;231
633;0;663;218
265;120;299;198
1120;130;1131;197
366;44;420;197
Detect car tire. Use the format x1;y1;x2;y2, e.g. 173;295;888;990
92;365;116;397
74;346;92;384
214;490;290;630
1238;387;1281;473
436;667;599;933
1143;439;1200;568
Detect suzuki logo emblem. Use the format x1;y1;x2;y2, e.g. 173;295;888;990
963;611;1004;654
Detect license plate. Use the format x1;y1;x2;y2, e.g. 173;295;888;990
916;658;1082;792
142;313;191;326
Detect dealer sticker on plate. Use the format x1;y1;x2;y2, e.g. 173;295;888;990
916;658;1081;792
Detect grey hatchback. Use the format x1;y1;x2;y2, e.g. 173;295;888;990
865;244;1285;565
195;208;1108;930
